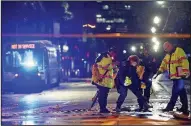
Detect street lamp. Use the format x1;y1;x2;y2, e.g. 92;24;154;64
106;25;111;31
152;37;160;45
140;45;143;49
154;41;160;46
128;5;131;9
153;16;161;24
152;37;158;42
131;46;136;52
123;50;127;54
106;27;111;31
153;45;159;52
151;27;156;33
63;45;69;52
157;1;165;5
103;5;109;10
96;14;102;18
125;5;131;10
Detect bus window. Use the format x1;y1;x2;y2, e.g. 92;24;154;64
35;50;43;70
48;50;58;68
4;51;13;71
43;50;49;68
4;49;43;69
13;51;22;67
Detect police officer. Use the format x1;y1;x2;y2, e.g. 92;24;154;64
115;55;150;112
139;48;157;103
93;47;118;113
155;42;190;116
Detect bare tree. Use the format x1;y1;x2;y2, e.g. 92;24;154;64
61;2;74;21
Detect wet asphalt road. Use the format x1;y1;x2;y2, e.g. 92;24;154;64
1;77;191;125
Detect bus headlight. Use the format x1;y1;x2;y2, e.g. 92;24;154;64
37;73;41;76
15;74;19;77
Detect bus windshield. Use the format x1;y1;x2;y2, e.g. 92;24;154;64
4;49;43;71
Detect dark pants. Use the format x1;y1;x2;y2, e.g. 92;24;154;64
140;80;152;102
116;82;147;109
166;79;188;112
116;84;128;109
97;85;110;111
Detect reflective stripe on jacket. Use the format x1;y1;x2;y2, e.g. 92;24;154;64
96;54;116;88
159;47;190;79
136;65;145;80
117;61;140;87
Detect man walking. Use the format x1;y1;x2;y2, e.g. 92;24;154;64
155;41;190;116
91;47;118;113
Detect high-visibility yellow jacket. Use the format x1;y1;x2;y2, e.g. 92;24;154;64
91;64;100;84
159;47;190;79
137;65;145;80
96;54;118;88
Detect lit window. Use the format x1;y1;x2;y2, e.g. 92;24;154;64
103;5;109;10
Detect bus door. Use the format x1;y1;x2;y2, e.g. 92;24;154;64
47;49;58;84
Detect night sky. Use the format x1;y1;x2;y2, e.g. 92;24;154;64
2;1;191;55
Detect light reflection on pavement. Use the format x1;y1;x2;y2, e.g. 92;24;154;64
1;79;191;125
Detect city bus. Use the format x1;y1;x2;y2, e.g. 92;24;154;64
2;40;62;91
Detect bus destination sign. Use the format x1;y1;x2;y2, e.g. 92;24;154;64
11;44;35;49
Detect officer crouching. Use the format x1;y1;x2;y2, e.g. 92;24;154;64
115;55;151;112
